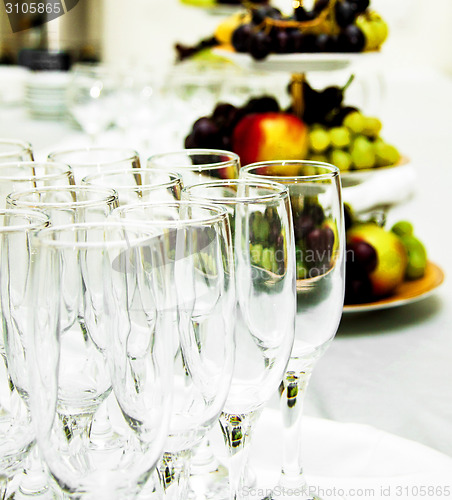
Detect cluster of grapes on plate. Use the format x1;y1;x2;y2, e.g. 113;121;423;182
292;196;336;279
248;195;335;280
229;0;388;60
298;77;400;171
249;206;286;275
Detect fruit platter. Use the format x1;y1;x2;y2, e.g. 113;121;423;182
178;0;388;61
184;79;402;176
343;210;444;312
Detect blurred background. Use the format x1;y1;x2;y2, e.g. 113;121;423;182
0;0;451;74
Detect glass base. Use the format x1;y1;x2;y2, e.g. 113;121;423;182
188;460;257;500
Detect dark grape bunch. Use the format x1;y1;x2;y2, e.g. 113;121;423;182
292;74;355;126
345;239;376;303
292;198;335;279
231;0;370;60
249;207;286;275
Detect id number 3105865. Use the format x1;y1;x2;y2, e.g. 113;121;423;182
5;2;61;14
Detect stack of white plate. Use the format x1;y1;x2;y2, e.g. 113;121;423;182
24;71;70;120
0;65;30;105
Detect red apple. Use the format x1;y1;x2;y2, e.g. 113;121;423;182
232;112;309;166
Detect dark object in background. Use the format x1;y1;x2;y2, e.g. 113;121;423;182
18;49;71;71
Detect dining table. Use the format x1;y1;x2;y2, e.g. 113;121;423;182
1;60;451;498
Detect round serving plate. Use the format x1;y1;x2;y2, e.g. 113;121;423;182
343;261;445;313
340;155;410;187
213;47;381;73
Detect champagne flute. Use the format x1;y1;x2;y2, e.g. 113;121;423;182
66;65;118;144
147;148;240;483
240;161;345;499
111;201;236;500
23;220;174;497
184;179;296;500
0;209;50;498
147;149;240;184
81;167;183;205
0;139;33;162
48;147;140;184
5;186;120;493
81;168;183;449
0;161;75;208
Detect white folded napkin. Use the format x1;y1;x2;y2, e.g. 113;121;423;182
342;164;417;214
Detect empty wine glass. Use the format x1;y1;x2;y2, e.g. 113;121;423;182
0;209;49;498
81;167;183;205
184;179;296;500
111;201;236;500
67;65;119;143
0;161;75;208
5;185;120;494
148;149;241;486
48;147;140;184
147;149;240;185
0;139;33;163
240;161;345;499
23;221;174;497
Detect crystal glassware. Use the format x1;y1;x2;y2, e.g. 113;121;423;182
5;186;120;484
184;179;296;500
147;149;240;185
240;161;345;499
0;209;50;498
48;147;141;184
81;167;183;205
0;139;33;163
111;201;236;500
66;65;119;143
23;220;174;497
0;161;75;208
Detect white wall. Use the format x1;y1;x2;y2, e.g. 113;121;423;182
102;0;218;71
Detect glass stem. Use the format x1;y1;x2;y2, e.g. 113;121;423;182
156;450;191;500
190;437;219;474
0;478;9;499
279;363;314;490
219;409;261;500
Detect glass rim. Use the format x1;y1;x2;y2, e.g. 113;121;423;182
0;208;49;233
34;220;162;250
0;161;73;181
183;178;290;205
81;167;183;190
0;139;33;159
148;148;240;172
240;160;340;182
47;147;139;166
113;200;230;227
6;185;118;209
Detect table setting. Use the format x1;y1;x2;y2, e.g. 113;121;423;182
0;0;451;498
